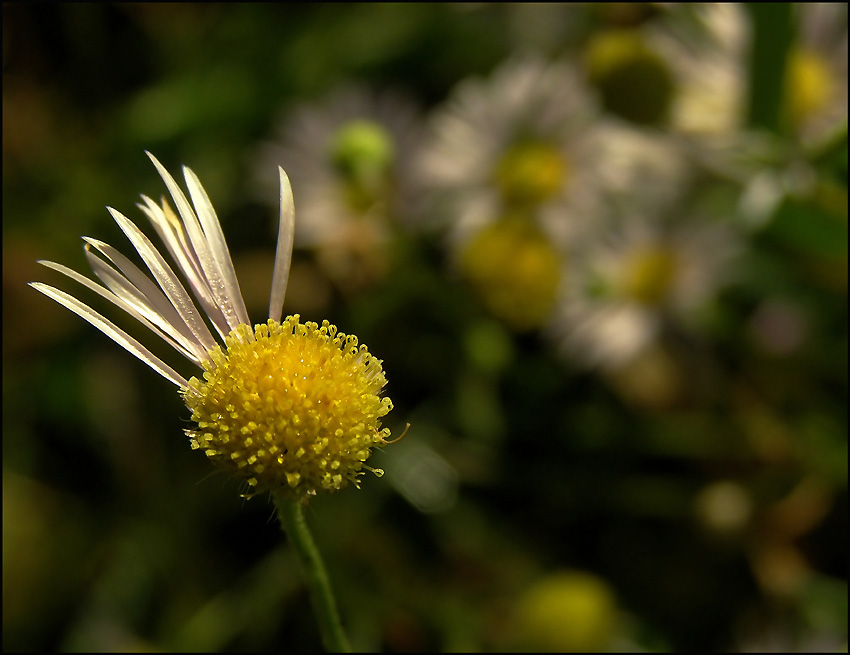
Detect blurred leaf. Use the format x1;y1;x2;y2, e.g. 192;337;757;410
124;68;258;143
767;197;848;257
745;3;794;133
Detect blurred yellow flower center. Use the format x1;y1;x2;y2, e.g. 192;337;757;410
784;46;836;129
585;29;674;125
461;217;562;331
622;245;678;305
510;571;616;653
184;316;393;499
495;141;568;207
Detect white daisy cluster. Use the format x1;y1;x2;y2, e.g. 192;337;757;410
413;56;612;332
245;3;843;391
616;3;847;226
415;55;602;247
407;49;742;379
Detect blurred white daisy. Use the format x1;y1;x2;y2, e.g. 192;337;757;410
581;4;759;239
654;3;750;138
416;54;604;250
415;55;608;330
784;2;847;147
655;2;847;146
734;2;847;228
253;85;424;294
585;3;846;147
592;3;846;232
580;119;695;225
548;212;740;372
458;214;565;332
581;4;748;135
30;153;398;500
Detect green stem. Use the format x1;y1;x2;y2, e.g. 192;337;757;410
745;3;793;133
274;494;352;653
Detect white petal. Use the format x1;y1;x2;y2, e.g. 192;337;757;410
29;282;188;388
84;238;201;350
108;207;218;356
183;166;250;327
146;152;239;335
135;198;231;340
39;260;201;364
269;167;295;323
137;196;213;305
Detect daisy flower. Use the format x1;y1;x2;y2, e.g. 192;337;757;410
586;4;845;233
30;152;397;501
717;3;847;228
652;2;750;138
253;85;424;294
459;214;564;332
548;212;740;372
783;2;847;147
417;55;601;245
416;56;604;330
584;2;846;156
653;2;847;146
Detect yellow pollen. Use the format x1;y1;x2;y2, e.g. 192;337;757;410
183;315;394;500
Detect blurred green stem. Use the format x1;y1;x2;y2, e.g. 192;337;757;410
275;495;352;653
745;3;793;133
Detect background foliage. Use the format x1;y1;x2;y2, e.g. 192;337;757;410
3;3;846;652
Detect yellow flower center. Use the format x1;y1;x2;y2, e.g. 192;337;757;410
183;316;393;499
494;141;569;207
461;217;562;331
509;571;616;653
621;245;678;305
784;46;836;131
585;29;674;125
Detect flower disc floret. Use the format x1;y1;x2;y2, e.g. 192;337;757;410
184;315;393;499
